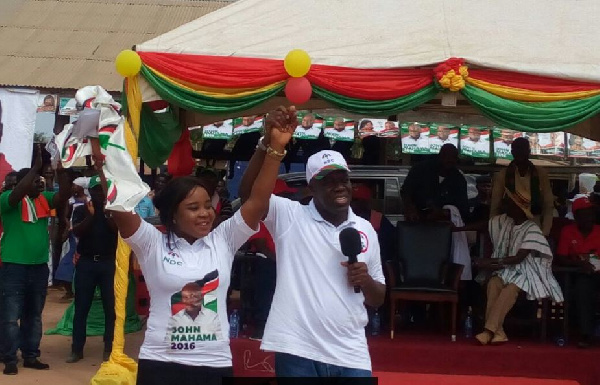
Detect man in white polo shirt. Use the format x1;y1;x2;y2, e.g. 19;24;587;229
240;107;386;378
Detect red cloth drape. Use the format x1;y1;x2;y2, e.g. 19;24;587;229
307;64;433;100
167;128;195;177
468;69;600;92
138;52;288;88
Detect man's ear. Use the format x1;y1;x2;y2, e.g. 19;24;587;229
308;179;316;193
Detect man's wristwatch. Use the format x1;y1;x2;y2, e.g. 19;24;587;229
256;136;267;152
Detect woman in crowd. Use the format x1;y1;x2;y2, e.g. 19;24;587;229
100;107;295;385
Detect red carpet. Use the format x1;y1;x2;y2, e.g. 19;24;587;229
375;372;579;385
231;334;597;385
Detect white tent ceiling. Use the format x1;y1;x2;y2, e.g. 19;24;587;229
138;0;600;82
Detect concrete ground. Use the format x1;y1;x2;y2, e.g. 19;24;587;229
2;288;145;385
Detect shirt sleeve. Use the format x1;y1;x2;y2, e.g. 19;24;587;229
42;191;57;210
366;230;386;285
0;190;13;214
263;195;300;238
123;218;162;265
556;226;571;257
211;209;258;259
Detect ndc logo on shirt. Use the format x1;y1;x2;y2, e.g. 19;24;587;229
163;251;182;266
358;231;369;253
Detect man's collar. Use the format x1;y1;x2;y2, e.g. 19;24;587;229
307;199;357;227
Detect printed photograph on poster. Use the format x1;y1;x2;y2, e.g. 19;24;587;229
429;123;458;154
524;132;565;156
37;94;57;113
460;125;490;158
167;270;223;351
323;117;355;142
59;97;78;116
202;120;233;140
293;112;323;140
357;119;399;138
493;128;520;160
34;94;57;143
400;122;430;154
232;116;263;136
567;134;600;158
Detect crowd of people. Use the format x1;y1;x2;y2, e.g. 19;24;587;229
0;106;599;384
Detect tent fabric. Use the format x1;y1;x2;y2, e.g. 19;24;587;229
137;0;600;83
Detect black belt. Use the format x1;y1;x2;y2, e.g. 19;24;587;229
80;254;115;262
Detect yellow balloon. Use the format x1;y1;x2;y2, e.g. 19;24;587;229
115;50;142;78
284;49;311;78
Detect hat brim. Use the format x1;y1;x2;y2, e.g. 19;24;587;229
312;165;350;181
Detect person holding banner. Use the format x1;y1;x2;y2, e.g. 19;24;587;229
101;108;294;385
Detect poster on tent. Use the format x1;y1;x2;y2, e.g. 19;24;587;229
34;94;57;143
460;125;490;158
357;119;399;138
400;122;430;154
232;116;263;136
202;120;233;140
493;128;522;160
429;123;459;154
524;132;565;156
567;134;600;158
323;117;355;142
293;111;323;140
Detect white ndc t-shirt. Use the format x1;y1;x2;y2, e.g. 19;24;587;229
261;196;386;371
124;210;257;367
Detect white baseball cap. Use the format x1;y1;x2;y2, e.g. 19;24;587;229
305;150;350;182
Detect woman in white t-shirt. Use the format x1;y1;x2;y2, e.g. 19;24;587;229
106;108;296;385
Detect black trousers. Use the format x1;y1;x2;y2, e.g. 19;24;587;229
72;257;115;354
137;359;233;385
574;273;600;337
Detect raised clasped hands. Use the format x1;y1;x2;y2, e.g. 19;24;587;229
264;106;297;150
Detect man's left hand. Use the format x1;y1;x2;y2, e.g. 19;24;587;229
341;261;372;288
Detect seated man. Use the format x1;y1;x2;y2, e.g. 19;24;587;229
401;144;471;280
473;188;563;345
555;197;600;348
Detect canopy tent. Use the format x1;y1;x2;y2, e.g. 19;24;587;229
123;0;600;169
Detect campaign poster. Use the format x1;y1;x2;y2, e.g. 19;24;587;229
232;116;263;136
167;270;223;351
460;125;490;158
323;117;355;142
568;134;600;158
202;120;233;140
525;132;565;156
400;122;430;154
378;120;399;138
357;119;399;139
34;94;57;143
59;97;78;116
428;123;459;154
293;112;323;140
493;128;521;160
